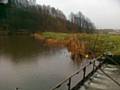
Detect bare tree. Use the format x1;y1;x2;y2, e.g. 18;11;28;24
69;11;95;33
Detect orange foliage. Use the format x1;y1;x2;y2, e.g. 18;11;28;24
34;33;92;60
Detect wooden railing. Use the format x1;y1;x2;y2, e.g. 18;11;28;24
50;55;105;90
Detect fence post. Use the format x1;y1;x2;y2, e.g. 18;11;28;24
83;67;86;80
93;60;95;72
67;78;71;90
15;88;19;90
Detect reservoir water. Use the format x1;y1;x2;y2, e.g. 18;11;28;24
0;36;119;90
0;36;81;90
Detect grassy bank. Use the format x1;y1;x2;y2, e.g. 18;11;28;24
40;32;70;40
35;32;120;56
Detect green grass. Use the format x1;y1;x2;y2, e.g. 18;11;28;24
42;32;69;40
41;32;120;55
77;34;120;55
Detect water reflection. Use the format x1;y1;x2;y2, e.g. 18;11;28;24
0;35;82;90
0;36;64;63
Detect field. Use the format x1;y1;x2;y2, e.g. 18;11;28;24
37;32;120;55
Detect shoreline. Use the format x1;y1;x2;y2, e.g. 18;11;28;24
33;33;91;60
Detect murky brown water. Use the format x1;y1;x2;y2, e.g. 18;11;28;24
0;36;119;90
0;36;82;90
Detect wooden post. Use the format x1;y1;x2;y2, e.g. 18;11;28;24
67;78;71;90
93;60;95;71
83;67;86;80
15;88;19;90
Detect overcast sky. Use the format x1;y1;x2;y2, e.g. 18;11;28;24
36;0;120;29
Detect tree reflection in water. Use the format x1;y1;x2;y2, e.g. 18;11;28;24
0;35;63;63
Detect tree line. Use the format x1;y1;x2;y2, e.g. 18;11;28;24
0;0;96;33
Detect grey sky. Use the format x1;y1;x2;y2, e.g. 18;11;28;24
36;0;120;29
0;0;8;4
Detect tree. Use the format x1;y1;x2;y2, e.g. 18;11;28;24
69;11;95;33
0;0;95;33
